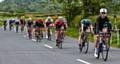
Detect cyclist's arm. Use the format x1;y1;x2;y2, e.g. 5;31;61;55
95;17;99;35
81;24;84;32
90;24;94;33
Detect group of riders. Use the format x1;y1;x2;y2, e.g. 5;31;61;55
3;8;112;58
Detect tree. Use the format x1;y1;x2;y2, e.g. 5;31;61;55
61;0;82;26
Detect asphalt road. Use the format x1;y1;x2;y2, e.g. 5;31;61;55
0;26;120;64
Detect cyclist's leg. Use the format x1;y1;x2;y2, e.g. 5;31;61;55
94;34;99;57
105;34;110;48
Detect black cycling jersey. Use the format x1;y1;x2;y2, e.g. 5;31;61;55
3;20;7;25
80;19;91;32
94;16;111;34
27;20;33;27
35;21;44;28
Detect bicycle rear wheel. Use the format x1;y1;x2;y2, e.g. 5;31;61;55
79;39;83;52
47;29;51;40
58;41;62;49
96;43;102;59
101;42;109;61
16;26;18;33
83;40;89;54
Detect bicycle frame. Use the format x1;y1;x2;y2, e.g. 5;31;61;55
96;32;111;61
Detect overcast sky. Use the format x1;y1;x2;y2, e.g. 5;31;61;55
0;0;4;3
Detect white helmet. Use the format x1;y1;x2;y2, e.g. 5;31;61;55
28;17;32;20
47;16;51;19
100;8;107;13
58;16;63;19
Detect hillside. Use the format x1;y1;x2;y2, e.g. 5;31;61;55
0;0;62;13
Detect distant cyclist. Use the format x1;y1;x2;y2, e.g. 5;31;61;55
15;17;20;33
20;17;26;32
34;18;45;38
78;18;93;47
27;17;33;39
45;16;53;39
3;19;7;31
54;16;67;46
94;8;112;57
9;18;15;31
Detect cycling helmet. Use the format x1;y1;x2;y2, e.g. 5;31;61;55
28;17;32;20
36;18;43;22
100;8;107;13
47;16;51;19
58;16;63;19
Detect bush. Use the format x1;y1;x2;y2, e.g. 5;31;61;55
65;27;79;38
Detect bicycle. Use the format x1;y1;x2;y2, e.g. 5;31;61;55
79;31;89;54
56;30;64;49
16;25;19;33
96;32;110;61
21;25;24;32
35;28;43;42
47;27;51;40
9;24;14;31
28;27;32;39
4;24;7;31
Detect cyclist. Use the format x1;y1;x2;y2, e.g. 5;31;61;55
27;17;33;39
9;18;15;31
15;17;20;33
34;18;45;38
20;17;26;32
94;8;112;57
3;19;7;31
54;16;67;46
45;16;53;39
78;18;93;47
27;17;33;28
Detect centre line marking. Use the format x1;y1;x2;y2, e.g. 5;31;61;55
76;59;91;64
44;44;53;49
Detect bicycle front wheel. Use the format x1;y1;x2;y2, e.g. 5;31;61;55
101;43;109;61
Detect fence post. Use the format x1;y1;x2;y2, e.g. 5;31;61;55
117;29;120;46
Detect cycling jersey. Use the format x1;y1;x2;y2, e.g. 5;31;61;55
45;18;53;28
55;19;65;31
27;20;33;27
9;19;15;25
3;20;7;25
15;19;20;25
35;19;44;28
20;19;26;25
80;19;91;31
94;16;110;34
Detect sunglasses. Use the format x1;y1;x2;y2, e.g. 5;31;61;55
101;12;107;14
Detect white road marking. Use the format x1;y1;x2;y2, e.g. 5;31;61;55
44;44;53;49
76;59;91;64
23;35;27;37
32;39;36;41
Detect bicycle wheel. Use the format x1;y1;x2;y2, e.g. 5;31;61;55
28;32;32;39
21;27;23;32
4;25;6;31
96;43;102;59
79;38;83;52
16;26;18;33
101;42;109;61
83;40;89;54
58;40;62;49
47;29;51;40
9;25;12;31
